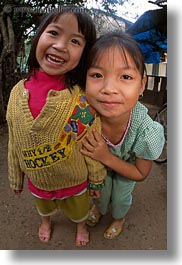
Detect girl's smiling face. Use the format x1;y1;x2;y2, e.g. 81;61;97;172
36;13;86;76
86;46;147;120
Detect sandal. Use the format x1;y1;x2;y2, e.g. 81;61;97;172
86;211;101;227
104;218;125;240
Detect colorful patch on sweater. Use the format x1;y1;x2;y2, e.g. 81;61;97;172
62;95;95;142
22;94;96;170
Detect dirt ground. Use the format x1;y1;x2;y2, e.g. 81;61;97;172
0;105;167;250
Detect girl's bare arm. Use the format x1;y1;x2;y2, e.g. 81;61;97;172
81;129;152;182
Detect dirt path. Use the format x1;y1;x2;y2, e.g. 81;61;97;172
0;121;167;250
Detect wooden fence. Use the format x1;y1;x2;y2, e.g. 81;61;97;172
141;62;167;107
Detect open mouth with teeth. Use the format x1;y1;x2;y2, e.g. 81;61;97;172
46;54;65;65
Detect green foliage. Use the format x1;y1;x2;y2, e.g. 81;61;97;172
100;0;125;15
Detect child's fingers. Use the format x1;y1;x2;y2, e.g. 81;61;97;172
83;133;97;147
82;138;95;152
92;128;105;143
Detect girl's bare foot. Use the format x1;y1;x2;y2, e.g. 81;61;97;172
76;221;89;246
39;216;51;243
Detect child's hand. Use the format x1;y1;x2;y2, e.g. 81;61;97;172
89;189;100;198
81;129;110;164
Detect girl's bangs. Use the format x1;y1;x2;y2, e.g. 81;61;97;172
90;45;130;69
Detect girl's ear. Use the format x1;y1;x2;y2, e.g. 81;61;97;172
140;75;147;95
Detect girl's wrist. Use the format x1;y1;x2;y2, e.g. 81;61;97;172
100;151;113;166
88;181;104;190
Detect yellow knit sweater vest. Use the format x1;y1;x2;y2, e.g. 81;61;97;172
6;80;106;191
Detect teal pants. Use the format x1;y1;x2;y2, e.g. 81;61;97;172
94;172;136;219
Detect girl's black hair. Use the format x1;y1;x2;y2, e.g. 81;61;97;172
27;6;96;89
86;30;146;79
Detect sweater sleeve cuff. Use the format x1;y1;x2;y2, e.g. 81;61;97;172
88;181;104;190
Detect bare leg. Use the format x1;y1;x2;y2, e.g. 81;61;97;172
39;216;51;243
110;218;125;228
75;221;89;246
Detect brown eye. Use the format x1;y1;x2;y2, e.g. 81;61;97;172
122;75;132;80
91;73;102;78
49;30;57;36
71;39;80;45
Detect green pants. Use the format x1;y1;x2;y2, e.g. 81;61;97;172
34;190;90;223
94;173;136;219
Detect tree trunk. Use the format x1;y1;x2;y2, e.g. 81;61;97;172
0;80;5;124
0;11;17;125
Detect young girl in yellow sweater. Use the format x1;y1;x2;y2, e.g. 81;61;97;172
6;6;106;246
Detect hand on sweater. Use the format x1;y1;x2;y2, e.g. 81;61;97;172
81;128;110;164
